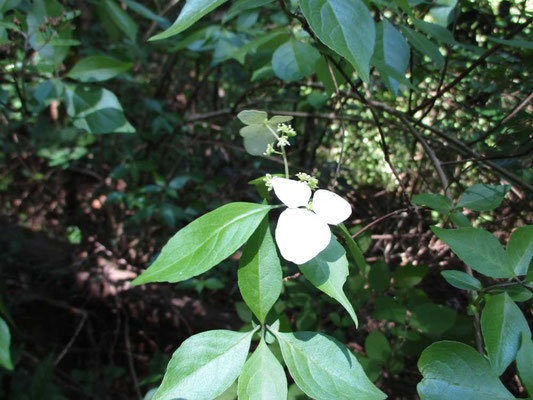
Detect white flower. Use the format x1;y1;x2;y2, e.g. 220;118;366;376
272;177;352;264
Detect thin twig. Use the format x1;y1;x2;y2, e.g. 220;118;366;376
351;208;411;239
124;316;143;400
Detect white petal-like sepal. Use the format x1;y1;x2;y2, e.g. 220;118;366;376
275;208;331;264
272;177;311;209
312;189;352;225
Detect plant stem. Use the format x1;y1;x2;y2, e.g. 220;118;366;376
266;124;290;178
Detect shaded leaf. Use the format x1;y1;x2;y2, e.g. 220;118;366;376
441;270;482;291
507;225;533;276
456;184;510;212
272;39;320;82
67;56;133;82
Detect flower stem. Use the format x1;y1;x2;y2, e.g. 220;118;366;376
266;124;289;178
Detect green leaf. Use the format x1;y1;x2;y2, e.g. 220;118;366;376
103;0;138;41
410;303;456;335
237;340;288;400
122;0;170;27
400;25;444;68
64;85;135;134
429;0;457;27
456;184;510;212
338;223;369;274
0;317;13;370
299;0;375;82
67;56;133;82
431;226;513;279
276;331;386;400
413;19;456;45
224;0;275;22
481;293;531;376
365;330;391;363
372;20;410;95
372;296;407;323
299;236;358;327
0;0;21;13
449;211;470;227
153;329;254;400
315;56;346;96
132;203;273;285
441;270;482;291
412;193;452;215
417;341;515;400
240;124;277;156
150;0;229;41
238;217;282;323
517;332;533;396
394;264;428;288
368;260;390;292
507;225;533;276
272;39;320;82
487;37;533;50
237;110;268;125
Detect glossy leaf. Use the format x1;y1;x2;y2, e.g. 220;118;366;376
299;0;375;82
237;340;288;400
238;217;282;323
299;236;358;327
517;331;533;396
429;0;458;27
481;293;531;375
412;193;452;215
150;0;229;41
103;0;138;40
67;56;133;82
276;331;386;400
153;329;254;400
272;39;320;82
441;270;482;291
507;225;533;276
132;203;273;285
64;85;135;134
372;20;410;95
431;226;514;278
456;184;510;212
0;317;13;370
417;341;514;400
400;25;444;68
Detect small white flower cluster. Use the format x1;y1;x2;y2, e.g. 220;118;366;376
264;123;296;156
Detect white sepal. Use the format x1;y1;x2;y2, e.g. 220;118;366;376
312;189;352;225
272;177;311;209
275;208;331;264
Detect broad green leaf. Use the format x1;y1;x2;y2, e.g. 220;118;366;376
372;296;407;323
429;0;457;27
150;0;229;41
372;20;410;95
481;293;531;376
368;260;390;293
299;236;358;327
237;110;268;125
315;56;346;96
240;124;277;156
338;223;369;274
272;39;320;82
299;0;375;82
0;0;21;12
449;210;470;227
67;56;133;82
267;116;293;124
507;225;533;276
431;226;513;279
417;341;515;400
103;0;138;41
441;270;482;291
410;303;456;335
27;0;73;68
413;19;456;45
0;317;13;370
365;330;391;363
456;184;510;212
238;217;282;323
412;193;452;215
276;331;386;400
237;340;288;400
64;85;135;134
394;264;428;288
132;203;272;285
153;329;254;400
400;25;444;68
517;332;533;396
